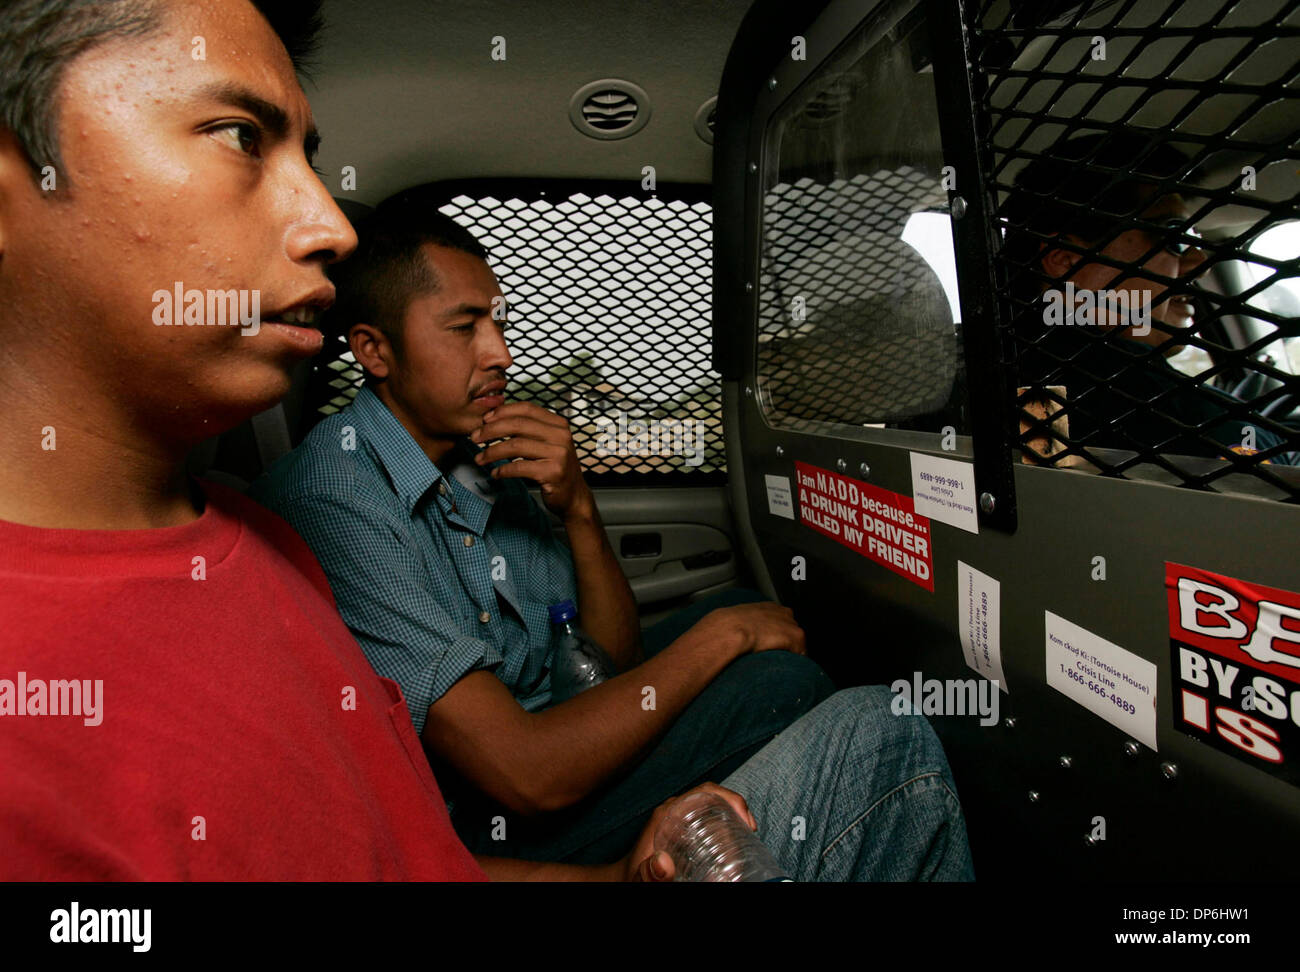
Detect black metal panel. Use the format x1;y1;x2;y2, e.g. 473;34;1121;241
712;0;835;381
929;0;1022;531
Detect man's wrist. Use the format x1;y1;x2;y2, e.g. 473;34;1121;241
561;490;599;526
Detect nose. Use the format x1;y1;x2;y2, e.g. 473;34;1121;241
479;323;513;372
284;169;359;267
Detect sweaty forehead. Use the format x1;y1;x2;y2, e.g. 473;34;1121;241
69;0;312;127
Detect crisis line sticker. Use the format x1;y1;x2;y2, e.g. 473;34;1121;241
1168;562;1300;787
794;461;934;591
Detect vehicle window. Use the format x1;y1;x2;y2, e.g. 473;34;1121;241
1236;220;1300;376
755;6;966;437
313;189;724;482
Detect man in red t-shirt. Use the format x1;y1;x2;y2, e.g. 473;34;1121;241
0;0;713;881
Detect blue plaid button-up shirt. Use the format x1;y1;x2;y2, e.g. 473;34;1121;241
250;387;577;734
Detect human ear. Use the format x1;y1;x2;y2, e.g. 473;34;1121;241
348;323;392;381
1040;235;1083;281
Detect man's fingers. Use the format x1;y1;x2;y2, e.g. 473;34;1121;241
474;415;569;447
482;401;570;430
698;782;758;831
477;437;564;464
637;850;674;882
487;458;551;483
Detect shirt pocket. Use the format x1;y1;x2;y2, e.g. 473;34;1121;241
378;677;443;803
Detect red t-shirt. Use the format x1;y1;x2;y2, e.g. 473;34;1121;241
0;480;486;881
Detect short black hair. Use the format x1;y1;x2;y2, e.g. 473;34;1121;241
1001;130;1194;295
324;190;491;374
0;0;323;181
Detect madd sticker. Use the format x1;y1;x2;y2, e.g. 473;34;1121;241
794;461;933;591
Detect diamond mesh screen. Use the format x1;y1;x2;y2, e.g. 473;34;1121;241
306;187;723;482
973;0;1300;501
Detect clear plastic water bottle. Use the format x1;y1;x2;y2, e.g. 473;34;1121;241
652;790;792;882
547;600;615;702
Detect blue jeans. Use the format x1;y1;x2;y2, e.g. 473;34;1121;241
451;591;974;880
721;686;975;881
448;588;837;863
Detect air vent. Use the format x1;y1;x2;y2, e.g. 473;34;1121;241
584;91;637;131
694;96;717;145
569;79;651;140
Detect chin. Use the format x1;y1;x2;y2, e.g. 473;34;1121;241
218;367;295;421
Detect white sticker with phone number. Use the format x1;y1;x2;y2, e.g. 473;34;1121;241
1045;611;1158;750
909;453;978;534
765;475;795;520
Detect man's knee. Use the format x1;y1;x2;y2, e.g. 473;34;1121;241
805;685;956;778
715;650;837;727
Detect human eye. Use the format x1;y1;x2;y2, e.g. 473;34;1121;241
207;121;262;158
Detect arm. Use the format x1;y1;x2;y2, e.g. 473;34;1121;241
472;402;640;668
555;493;641;669
422;600;804;815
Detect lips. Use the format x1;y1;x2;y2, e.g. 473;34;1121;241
258;288;335;354
473;382;506;399
263;284;334;324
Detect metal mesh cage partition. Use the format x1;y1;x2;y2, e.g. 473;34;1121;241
969;0;1300;501
304;183;724;484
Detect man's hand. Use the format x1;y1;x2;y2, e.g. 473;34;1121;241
688;602;807;659
621;782;759;882
470;402;593;521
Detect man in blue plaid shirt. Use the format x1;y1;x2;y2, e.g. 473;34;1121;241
252;190;973;878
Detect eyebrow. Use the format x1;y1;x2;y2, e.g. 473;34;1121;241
441;301;508;321
194;81;322;162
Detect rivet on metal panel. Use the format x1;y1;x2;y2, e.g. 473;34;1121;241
1028;790;1040;803
775;445;784;457
858;462;870;478
979;492;996;514
950;195;968;220
1123;740;1140;758
1059;755;1073;770
1160;761;1179;781
1003;716;1016;729
836;458;847;473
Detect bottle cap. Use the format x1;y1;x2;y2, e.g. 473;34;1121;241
548;600;577;624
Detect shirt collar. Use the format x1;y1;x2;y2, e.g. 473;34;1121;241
349;386;442;513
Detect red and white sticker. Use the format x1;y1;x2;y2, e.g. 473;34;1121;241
1168;562;1300;786
794;461;933;591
